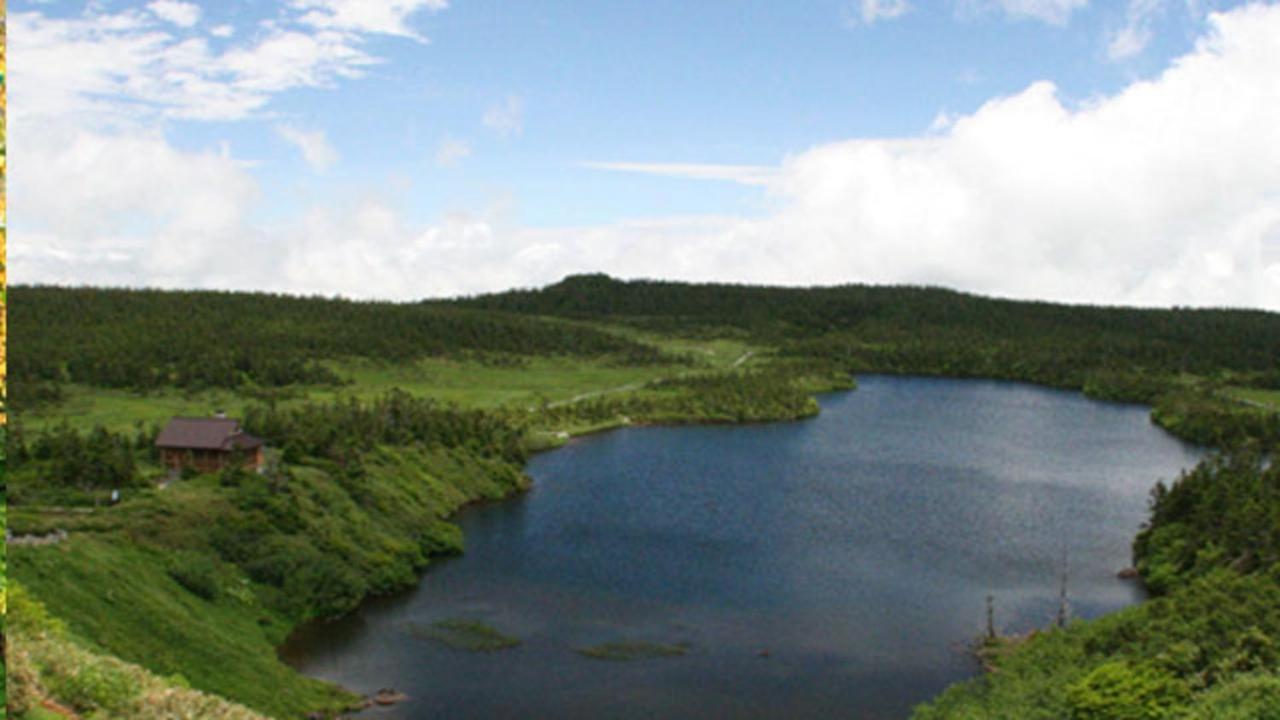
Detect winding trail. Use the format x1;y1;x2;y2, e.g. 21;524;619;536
546;381;648;409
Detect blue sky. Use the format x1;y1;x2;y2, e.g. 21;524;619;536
10;1;1280;307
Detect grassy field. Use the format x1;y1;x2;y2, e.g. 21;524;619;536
19;385;247;434
19;334;762;435
316;356;674;408
1225;386;1280;409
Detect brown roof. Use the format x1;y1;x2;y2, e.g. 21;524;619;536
156;417;263;452
228;432;264;451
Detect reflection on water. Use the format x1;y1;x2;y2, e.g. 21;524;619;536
282;376;1201;719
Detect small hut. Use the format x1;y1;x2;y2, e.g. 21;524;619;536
155;416;264;473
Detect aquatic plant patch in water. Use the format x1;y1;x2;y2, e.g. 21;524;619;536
574;641;691;661
409;619;522;652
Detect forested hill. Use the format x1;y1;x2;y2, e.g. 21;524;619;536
7;285;662;397
457;273;1280;382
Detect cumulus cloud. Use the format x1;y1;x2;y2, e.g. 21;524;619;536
435;137;472;167
9;124;270;291
276;125;339;171
750;4;1280;307
146;0;200;28
483;95;525;137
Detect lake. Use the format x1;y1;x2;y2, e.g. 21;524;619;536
281;376;1202;719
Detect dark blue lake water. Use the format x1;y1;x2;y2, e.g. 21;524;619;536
282;376;1202;719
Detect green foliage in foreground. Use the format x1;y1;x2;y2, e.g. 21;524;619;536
410;618;522;652
912;569;1280;720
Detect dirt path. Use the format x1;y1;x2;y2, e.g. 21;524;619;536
546;381;648;409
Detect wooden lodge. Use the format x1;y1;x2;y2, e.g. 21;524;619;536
155;416;265;474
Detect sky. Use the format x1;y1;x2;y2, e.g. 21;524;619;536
8;0;1280;308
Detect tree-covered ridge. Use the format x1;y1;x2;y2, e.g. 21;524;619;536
7;285;664;398
462;274;1280;378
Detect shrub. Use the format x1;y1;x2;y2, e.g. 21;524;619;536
47;661;141;716
1066;662;1190;720
1183;673;1280;720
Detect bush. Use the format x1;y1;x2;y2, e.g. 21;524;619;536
47;661;141;716
1183;673;1280;720
1066;662;1190;720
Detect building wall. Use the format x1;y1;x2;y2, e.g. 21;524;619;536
160;447;264;474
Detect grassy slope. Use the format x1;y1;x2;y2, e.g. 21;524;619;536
10;444;529;718
7;585;272;720
11;538;349;717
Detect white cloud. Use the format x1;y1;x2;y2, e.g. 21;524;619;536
483;95;525;138
146;0;201;28
276;125;339;171
210;24;235;38
1107;24;1151;59
965;0;1091;24
9;124;270;291
435;137;472;167
9;5;405;125
1107;0;1166;60
582;162;779;187
290;0;448;40
847;0;911;25
13;3;1280;312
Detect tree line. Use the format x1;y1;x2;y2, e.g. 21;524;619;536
8;285;665;405
462;273;1280;381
